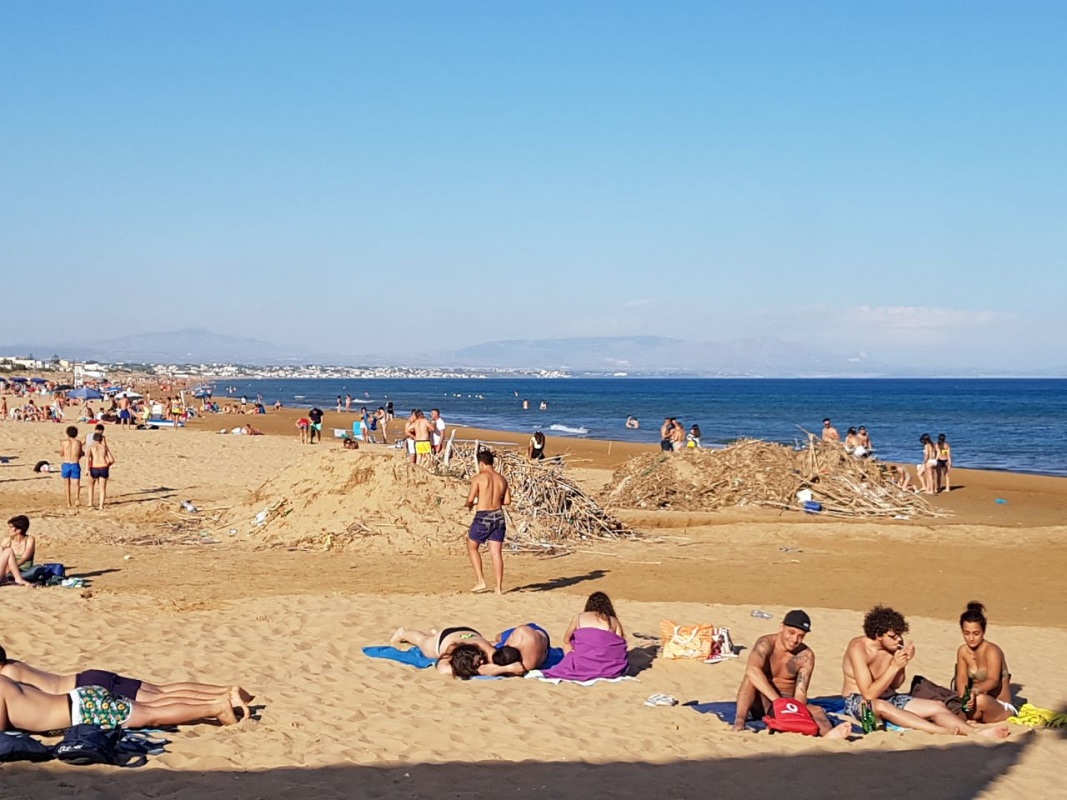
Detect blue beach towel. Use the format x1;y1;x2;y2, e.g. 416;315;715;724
688;696;859;733
362;645;436;669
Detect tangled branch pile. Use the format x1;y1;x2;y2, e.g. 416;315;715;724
424;443;637;550
602;438;941;518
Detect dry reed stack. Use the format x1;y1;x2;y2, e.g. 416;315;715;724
603;437;942;518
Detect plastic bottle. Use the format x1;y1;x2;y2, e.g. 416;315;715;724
750;610;773;619
181;500;199;513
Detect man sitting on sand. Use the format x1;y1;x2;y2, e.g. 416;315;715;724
842;605;1008;739
732;610;850;738
493;623;551;671
0;645;253;720
0;675;242;733
390;627;526;679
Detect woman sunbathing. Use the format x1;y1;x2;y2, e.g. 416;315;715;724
956;601;1016;723
542;592;629;681
390;626;526;679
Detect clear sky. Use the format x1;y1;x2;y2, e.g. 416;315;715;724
2;2;1064;370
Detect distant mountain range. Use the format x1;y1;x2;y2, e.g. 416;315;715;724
2;329;1063;377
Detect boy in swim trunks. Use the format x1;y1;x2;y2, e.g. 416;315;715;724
59;426;83;508
464;449;511;594
87;432;115;511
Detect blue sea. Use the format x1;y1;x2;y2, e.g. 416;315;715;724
216;378;1066;477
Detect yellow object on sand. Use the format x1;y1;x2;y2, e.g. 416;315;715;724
1006;703;1067;728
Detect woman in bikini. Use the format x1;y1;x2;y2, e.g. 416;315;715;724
955;601;1015;723
389;626;526;679
918;433;938;494
936;433;953;492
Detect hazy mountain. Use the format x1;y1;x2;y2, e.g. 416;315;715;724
0;328;307;365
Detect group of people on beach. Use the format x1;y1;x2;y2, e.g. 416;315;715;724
734;602;1012;740
660;418;701;451
391;590;629;683
822;417;953;494
0;644;252;733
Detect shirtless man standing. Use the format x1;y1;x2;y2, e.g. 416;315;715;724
117;395;132;428
821;418;840;443
406;410;435;464
59;426;83;508
464;449;511;594
87;432;116;511
842;605;1008;739
732;610;850;738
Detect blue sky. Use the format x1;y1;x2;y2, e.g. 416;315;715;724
2;2;1064;369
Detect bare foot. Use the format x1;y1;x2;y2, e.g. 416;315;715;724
495;587;504;595
823;722;852;739
976;725;1010;740
216;702;238;726
230;686;251;721
470;583;489;594
731;720;748;732
390;627;405;644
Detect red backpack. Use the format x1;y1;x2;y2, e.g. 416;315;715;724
764;698;819;736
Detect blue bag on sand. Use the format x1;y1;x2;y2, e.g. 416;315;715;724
0;731;53;762
54;724;122;766
802;501;823;514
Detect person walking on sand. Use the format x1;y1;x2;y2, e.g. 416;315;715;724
732;610;850;738
87;432;115;511
59;426;83;508
464;449;511;594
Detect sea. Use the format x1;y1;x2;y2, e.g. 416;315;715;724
210;378;1067;477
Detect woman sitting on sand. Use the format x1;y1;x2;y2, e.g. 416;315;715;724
389;627;527;680
955;602;1016;723
542;592;628;681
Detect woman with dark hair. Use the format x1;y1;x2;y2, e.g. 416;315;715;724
389;626;526;680
955;602;1015;722
528;431;546;461
542;592;628;681
917;434;938;494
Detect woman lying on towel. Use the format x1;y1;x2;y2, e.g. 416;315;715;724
543;592;629;681
390;626;527;680
956;601;1016;723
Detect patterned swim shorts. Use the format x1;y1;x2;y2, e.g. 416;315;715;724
69;685;133;730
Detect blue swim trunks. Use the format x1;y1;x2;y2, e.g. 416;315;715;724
468;509;506;544
61;462;81;480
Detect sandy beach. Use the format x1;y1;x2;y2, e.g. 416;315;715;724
1;403;1064;799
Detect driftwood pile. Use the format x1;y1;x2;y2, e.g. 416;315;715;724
423;442;637;551
602;437;941;518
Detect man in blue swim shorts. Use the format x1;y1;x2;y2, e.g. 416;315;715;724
464;449;511;595
59;426;84;508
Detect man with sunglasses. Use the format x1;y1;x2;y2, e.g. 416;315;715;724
841;605;1008;738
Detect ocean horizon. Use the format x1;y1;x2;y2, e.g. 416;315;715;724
202;377;1067;478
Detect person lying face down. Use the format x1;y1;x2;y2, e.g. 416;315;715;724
389;626;527;679
0;674;242;733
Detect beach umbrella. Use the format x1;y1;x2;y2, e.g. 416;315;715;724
9;377;27;383
115;390;143;399
193;388;213;398
30;377;47;383
68;387;103;401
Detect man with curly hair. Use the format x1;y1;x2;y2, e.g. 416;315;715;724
842;605;1008;738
